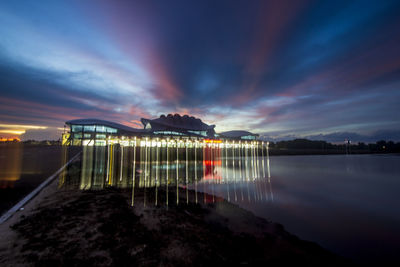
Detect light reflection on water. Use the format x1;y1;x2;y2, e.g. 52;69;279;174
0;144;23;188
59;144;273;207
0;145;68;189
0;145;72;214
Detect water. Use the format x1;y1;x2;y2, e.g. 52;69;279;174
184;153;400;264
235;154;400;264
0;144;67;214
12;143;399;264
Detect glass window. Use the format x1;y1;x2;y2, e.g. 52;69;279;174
154;131;184;135
96;134;106;139
74;133;82;139
106;127;117;133
71;125;82;132
188;130;198;135
84;133;91;138
188;130;207;137
241;135;255;140
96;125;106;132
95;140;106;146
84;125;95;132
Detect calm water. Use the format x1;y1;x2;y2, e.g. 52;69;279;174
0;144;67;214
210;154;400;264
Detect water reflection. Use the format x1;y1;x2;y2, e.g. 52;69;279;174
60;142;273;206
0;144;23;188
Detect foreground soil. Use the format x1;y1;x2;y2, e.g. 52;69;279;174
0;186;351;266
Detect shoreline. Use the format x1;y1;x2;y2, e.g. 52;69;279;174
0;178;351;266
269;151;400;157
268;149;400;156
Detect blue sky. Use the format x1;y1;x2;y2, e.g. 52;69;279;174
0;0;399;142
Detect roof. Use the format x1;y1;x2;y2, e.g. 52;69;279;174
219;130;259;138
141;114;215;131
66;119;146;133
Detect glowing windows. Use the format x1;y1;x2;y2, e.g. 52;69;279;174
241;135;256;140
83;125;95;132
153;131;184;136
71;125;82;132
105;127;117;133
187;130;207;136
145;123;152;130
95;140;106;146
96;125;106;132
71;124;117;133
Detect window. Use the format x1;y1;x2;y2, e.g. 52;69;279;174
241;135;256;140
84;125;95;132
154;131;184;136
106;127;117;133
71;125;82;132
74;133;82;139
96;134;106;139
84;134;91;138
96;125;106;132
82;140;93;146
188;130;207;137
95;140;106;146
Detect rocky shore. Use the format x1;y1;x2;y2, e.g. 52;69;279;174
0;180;351;266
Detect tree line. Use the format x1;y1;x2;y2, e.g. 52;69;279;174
268;139;400;154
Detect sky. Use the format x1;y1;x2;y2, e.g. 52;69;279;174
0;0;399;142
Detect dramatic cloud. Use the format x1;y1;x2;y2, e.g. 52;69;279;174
0;0;399;141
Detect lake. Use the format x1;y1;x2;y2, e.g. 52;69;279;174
0;144;80;214
207;154;400;265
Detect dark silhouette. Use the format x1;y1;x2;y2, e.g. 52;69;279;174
268;139;400;155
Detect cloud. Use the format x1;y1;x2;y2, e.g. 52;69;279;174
0;0;400;140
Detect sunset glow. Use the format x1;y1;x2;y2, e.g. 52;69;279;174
0;0;399;142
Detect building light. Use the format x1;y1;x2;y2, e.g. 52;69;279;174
204;139;222;143
64;117;263;148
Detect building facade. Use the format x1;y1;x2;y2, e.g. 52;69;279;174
63;114;259;146
141;114;216;138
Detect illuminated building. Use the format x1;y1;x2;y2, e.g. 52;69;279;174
219;130;258;141
60;114;271;204
141;114;216;137
63;119;146;146
62;114;261;146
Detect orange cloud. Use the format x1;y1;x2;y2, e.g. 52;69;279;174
232;0;309;105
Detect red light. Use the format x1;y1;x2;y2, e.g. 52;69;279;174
203;160;222;166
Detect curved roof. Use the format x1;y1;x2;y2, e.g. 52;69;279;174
141;114;215;131
219;130;259;138
66;119;145;133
